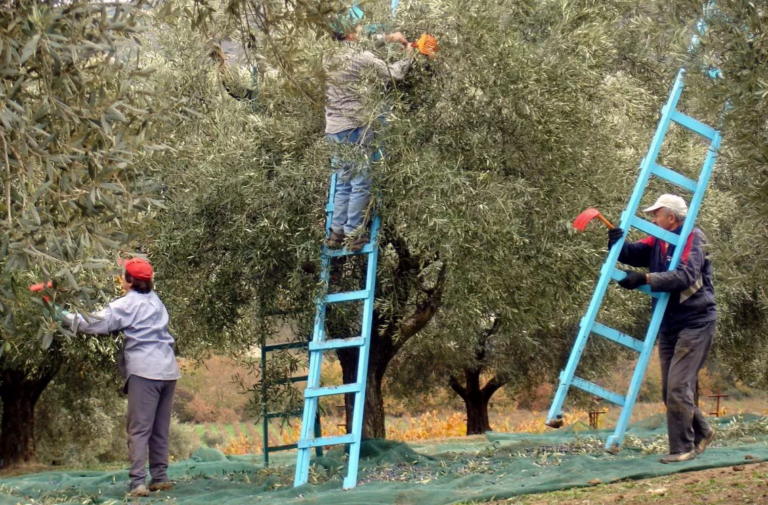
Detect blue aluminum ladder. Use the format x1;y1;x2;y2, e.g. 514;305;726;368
294;173;380;489
545;68;722;452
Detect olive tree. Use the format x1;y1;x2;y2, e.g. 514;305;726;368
156;0;719;438
0;1;177;466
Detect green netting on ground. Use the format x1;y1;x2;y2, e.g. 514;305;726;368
2;415;768;505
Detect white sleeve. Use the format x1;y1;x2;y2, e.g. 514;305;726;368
63;299;131;335
361;51;412;82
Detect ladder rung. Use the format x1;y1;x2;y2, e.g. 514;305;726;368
670;110;717;141
630;216;680;246
651;163;697;192
309;337;365;352
591;322;644;352
610;269;660;298
263;341;308;352
305;383;361;398
268;443;299;452
326;290;369;303
298;433;355;449
571;376;625;407
267;409;303;419
275;375;309;385
326;242;375;257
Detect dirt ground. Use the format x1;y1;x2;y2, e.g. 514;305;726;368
493;461;768;504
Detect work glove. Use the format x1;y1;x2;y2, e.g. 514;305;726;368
608;227;625;250
44;304;69;322
617;270;647;290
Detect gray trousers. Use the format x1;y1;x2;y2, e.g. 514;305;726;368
126;375;176;487
659;320;715;454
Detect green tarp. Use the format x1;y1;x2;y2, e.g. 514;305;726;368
2;414;767;505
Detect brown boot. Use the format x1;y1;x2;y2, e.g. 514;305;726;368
659;451;696;464
347;234;369;253
695;427;716;454
326;230;345;249
149;481;173;492
129;484;150;497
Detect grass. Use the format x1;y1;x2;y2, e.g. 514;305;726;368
464;462;768;504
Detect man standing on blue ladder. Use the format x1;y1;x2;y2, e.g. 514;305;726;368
608;194;717;464
324;5;412;252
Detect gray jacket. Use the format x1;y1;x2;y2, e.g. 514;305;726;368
64;290;181;388
325;45;411;134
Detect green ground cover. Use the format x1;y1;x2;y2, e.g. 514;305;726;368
3;415;768;505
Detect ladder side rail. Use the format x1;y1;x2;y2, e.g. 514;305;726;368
325;173;337;235
607;131;722;449
605;292;671;450
295;172;338;486
261;333;269;466
546;70;686;425
342;215;381;489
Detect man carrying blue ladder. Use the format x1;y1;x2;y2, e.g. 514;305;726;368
609;193;717;463
324;4;412;252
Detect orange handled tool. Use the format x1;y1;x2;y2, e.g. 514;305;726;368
573;208;615;231
30;281;53;302
411;33;438;57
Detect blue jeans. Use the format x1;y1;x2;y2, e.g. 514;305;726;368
326;126;376;235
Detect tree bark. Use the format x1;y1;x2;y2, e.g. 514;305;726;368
450;369;506;435
448;316;507;435
338;320;394;439
336;233;447;438
0;367;58;468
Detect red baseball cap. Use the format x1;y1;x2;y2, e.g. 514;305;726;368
119;257;153;281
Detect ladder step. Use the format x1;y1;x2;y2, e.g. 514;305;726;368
275;375;309;385
326;242;375;257
650;163;697;192
309;337;365;352
263;341;308;352
305;383;361;398
268;443;299;452
630;216;680;246
571;376;625;407
298;433;355;449
326;290;369;303
591;322;644;352
266;409;303;419
670;110;717;141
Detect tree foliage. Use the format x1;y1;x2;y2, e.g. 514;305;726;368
0;0;180;465
156;0;747;435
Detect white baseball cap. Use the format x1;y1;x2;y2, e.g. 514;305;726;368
643;194;688;217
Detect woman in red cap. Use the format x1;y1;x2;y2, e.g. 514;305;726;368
61;257;180;497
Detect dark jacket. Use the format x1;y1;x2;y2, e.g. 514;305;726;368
618;226;716;333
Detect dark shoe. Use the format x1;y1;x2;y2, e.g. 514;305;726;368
347;234;369;253
695;427;716;454
129;484;150;497
326;231;345;249
149;481;173;492
659;451;696;464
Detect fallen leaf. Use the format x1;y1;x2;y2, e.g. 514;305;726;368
733;465;746;471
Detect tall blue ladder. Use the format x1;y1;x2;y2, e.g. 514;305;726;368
294;173;381;489
545;67;722;452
